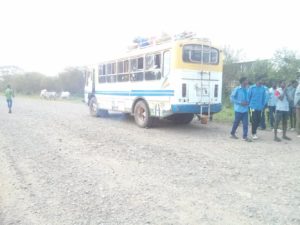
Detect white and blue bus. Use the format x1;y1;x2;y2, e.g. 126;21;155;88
84;37;223;128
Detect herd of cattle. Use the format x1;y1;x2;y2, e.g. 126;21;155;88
40;89;70;100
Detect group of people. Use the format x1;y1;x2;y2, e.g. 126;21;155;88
230;76;300;142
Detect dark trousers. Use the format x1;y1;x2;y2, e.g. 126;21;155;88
250;110;261;135
7;99;12;109
289;106;296;129
231;112;248;138
268;106;276;128
274;110;289;137
296;107;300;135
260;107;266;129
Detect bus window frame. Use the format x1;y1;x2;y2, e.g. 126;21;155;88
145;52;162;81
182;44;219;65
117;59;130;82
130;56;144;82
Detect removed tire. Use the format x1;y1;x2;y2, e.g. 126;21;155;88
134;100;153;128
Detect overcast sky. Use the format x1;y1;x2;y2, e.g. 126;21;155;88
0;0;299;75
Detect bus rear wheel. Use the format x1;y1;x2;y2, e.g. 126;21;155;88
134;100;153;128
168;113;194;124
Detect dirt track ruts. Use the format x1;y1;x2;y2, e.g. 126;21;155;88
0;96;300;225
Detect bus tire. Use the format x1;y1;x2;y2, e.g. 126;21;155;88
134;100;153;128
89;97;108;117
168;113;194;124
89;97;98;117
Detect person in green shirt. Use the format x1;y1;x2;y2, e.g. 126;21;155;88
5;84;14;113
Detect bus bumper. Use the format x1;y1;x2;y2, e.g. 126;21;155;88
171;103;222;114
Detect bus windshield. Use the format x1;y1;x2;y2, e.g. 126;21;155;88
182;44;219;65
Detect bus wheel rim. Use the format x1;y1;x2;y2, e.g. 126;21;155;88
138;107;145;121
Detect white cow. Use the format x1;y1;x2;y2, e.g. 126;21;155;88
40;89;47;98
60;91;70;99
40;89;57;100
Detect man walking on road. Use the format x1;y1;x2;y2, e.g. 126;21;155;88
230;77;252;142
248;76;266;140
4;84;14;113
274;81;291;142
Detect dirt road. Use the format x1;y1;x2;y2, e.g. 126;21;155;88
0;97;299;225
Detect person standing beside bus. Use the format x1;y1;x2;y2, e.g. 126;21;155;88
274;81;291;142
268;82;277;129
259;82;269;130
4;84;14;113
248;76;266;140
286;80;298;130
294;79;300;138
230;77;252;142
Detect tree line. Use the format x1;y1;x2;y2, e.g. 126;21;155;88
1;48;299;99
223;48;300;104
0;67;85;96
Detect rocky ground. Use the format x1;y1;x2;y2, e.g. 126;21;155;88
0;96;299;225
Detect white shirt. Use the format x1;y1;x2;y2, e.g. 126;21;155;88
275;88;289;111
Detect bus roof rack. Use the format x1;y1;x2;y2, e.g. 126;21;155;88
127;32;211;51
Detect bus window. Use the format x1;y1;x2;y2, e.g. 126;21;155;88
210;48;219;63
98;64;106;83
182;44;219;64
124;60;129;73
145;54;153;70
163;51;171;77
98;64;104;75
155;54;161;68
118;74;129;82
130;57;144;82
145;53;162;80
112;62;116;74
117;61;124;73
107;75;116;83
138;57;144;69
117;60;129;82
99;76;106;83
107;63;112;74
145;71;161;80
130;72;143;82
130;58;138;71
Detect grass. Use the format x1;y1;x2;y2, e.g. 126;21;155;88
213;105;234;123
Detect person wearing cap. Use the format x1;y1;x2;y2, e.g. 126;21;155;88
248;76;266;140
294;78;300;138
4;84;14;113
229;77;252;142
274;80;291;141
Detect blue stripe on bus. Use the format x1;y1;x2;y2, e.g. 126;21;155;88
171;103;222;114
95;90;174;96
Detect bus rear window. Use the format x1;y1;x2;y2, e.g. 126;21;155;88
182;44;219;64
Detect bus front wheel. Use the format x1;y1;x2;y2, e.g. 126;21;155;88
89;97;108;117
89;97;98;117
134;100;153;128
